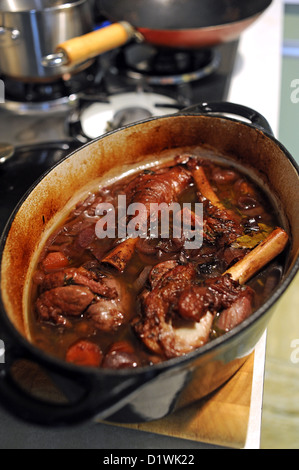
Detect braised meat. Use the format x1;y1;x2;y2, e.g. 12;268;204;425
178;274;254;322
37;266;118;298
125;166;191;210
101;165;191;271
30;155;287;368
203;200;243;246
134;267;254;359
34;264;129;329
36;285;95;326
134;262;204;358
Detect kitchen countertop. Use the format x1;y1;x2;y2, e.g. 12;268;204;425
0;0;289;450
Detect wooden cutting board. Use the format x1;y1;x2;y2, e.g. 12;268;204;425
107;351;256;449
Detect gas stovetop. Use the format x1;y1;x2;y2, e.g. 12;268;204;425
0;40;239;233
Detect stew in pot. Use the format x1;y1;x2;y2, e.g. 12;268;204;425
29;153;288;368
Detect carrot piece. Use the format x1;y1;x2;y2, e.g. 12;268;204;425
42;251;69;272
66;340;103;367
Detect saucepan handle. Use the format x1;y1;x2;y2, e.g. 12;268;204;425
181;102;274;136
0;334;147;426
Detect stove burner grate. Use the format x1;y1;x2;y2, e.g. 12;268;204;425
0;61;99;114
114;44;221;85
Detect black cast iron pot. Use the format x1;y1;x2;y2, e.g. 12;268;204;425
0;102;298;426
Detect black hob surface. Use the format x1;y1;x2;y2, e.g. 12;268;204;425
0;141;80;234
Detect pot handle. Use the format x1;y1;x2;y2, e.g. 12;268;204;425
181;102;274;135
42;22;140;68
0;338;148;426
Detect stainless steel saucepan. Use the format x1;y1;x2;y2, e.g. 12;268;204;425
0;0;94;81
